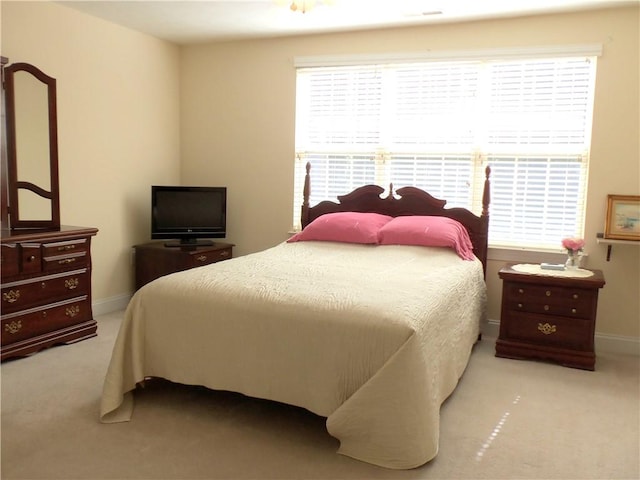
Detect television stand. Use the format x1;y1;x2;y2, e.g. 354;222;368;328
134;241;234;290
164;239;214;248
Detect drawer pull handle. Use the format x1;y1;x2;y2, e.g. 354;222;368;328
27;255;37;262
65;305;80;317
220;251;230;257
538;323;557;335
544;305;550;311
545;290;551;297
518;288;524;294
65;278;79;290
57;245;76;251
4;320;22;334
58;258;76;265
517;303;523;309
573;293;579;299
196;255;208;262
571;308;577;314
2;289;20;303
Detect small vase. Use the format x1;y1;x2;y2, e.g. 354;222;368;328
565;250;583;270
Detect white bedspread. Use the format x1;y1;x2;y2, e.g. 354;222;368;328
100;241;486;469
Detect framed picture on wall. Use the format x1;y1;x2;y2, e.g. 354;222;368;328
604;195;640;240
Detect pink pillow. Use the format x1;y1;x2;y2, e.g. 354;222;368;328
288;212;393;244
378;215;475;260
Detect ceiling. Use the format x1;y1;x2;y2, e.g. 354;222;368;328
55;0;637;45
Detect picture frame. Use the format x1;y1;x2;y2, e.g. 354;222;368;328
604;195;640;241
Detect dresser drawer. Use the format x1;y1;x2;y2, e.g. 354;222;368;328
42;238;90;257
1;296;91;346
1;244;19;277
503;312;593;351
1;269;90;314
20;243;43;275
43;251;89;273
505;282;595;319
186;247;232;268
1;243;42;277
42;238;90;273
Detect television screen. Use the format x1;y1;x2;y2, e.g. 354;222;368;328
151;186;227;247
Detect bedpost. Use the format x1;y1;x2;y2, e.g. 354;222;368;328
482;165;491;218
479;165;491;277
301;161;311;228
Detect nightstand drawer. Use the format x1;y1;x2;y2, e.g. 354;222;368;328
505;282;595;319
503;312;592;350
505;297;595;320
187;247;232;267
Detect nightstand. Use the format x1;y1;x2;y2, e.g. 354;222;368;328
496;264;606;370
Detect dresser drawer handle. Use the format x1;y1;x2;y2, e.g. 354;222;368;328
517;303;523;309
65;305;80;317
4;320;22;334
538;323;557;335
57;245;76;251
220;250;230;257
573;293;579;299
544;305;550;311
65;278;79;290
58;258;76;265
2;289;20;303
545;290;551;297
27;255;37;262
196;255;208;262
571;308;577;314
518;288;524;294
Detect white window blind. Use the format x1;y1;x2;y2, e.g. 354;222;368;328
293;52;597;250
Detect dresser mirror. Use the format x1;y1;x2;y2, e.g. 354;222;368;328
2;60;60;230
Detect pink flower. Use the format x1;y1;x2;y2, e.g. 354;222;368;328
562;237;585;252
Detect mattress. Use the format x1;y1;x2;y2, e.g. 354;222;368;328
100;241;486;469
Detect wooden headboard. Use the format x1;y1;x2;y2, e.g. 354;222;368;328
300;162;491;275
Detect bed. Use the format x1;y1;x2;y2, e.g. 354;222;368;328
100;164;491;469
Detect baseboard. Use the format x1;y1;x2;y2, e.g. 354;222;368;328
483;319;501;339
485;318;639;356
593;333;640;356
92;294;132;317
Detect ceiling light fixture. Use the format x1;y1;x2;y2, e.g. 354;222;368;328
289;0;317;14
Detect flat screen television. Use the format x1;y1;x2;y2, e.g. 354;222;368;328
151;185;227;247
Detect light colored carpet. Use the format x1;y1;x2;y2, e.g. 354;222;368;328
1;311;638;480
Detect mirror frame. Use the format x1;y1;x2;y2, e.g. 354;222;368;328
3;61;60;230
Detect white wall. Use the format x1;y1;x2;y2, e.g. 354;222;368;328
180;7;640;341
2;1;182;305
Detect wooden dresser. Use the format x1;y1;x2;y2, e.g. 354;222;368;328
496;265;605;370
1;226;98;361
134;241;234;290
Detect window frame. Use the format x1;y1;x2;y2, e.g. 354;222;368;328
292;45;601;251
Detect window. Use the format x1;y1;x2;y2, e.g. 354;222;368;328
293;48;598;250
